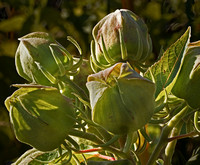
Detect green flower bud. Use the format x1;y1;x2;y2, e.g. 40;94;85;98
5;87;75;151
91;9;152;71
172;42;200;109
15;32;82;86
86;63;155;134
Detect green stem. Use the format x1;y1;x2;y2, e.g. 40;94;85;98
76;105;112;144
100;130;113;143
95;135;121;147
164;120;184;165
58;76;88;100
168;131;198;142
72;154;81;165
147;102;188;165
68;129;128;159
123;132;135;154
78;112;112;143
194;110;200;133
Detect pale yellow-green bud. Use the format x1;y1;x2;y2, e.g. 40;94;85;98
15;32;82;86
91;9;152;72
86;63;155;134
5;87;75;151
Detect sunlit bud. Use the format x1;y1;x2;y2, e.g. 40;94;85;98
90;9;152;72
86;63;155;134
15;32;82;86
5;87;76;151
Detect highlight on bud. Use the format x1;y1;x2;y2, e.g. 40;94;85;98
172;41;200;109
90;9;152;72
4;87;76;151
86;63;155;134
15;32;82;86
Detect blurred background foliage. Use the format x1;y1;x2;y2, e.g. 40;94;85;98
0;0;200;164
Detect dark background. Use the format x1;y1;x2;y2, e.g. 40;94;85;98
0;0;200;164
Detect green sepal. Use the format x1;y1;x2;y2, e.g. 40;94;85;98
5;87;76;151
87;63;155;135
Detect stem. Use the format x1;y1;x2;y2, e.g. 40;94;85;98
122;132;139;164
76;103;113;145
96;126;112;143
76;148;102;153
69;129;102;144
68;129;128;159
95;135;121;147
58;76;88;100
147;103;188;165
194;110;200;133
72;154;81;165
94;154;115;161
164;120;184;165
123;132;135;154
167;131;198;142
118;135;127;150
78;113;113;143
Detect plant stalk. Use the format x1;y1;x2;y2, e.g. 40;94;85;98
164;120;184;165
58;76;88;100
68;129;128;159
147;103;188;165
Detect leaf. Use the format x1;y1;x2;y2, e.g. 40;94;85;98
156;158;164;165
13;148;58;165
0;15;26;32
186;147;200;165
0;40;18;57
171;41;200;109
144;27;191;97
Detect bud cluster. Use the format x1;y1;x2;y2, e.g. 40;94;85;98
5;9;157;160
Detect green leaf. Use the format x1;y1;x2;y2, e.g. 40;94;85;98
0;40;18;57
144;27;191;97
0;15;26;32
13;148;58;165
186;147;200;165
156;158;164;165
171;41;200;109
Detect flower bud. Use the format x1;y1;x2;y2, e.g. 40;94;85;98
15;32;82;86
172;42;200;109
86;63;155;134
91;9;152;71
5;87;75;151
